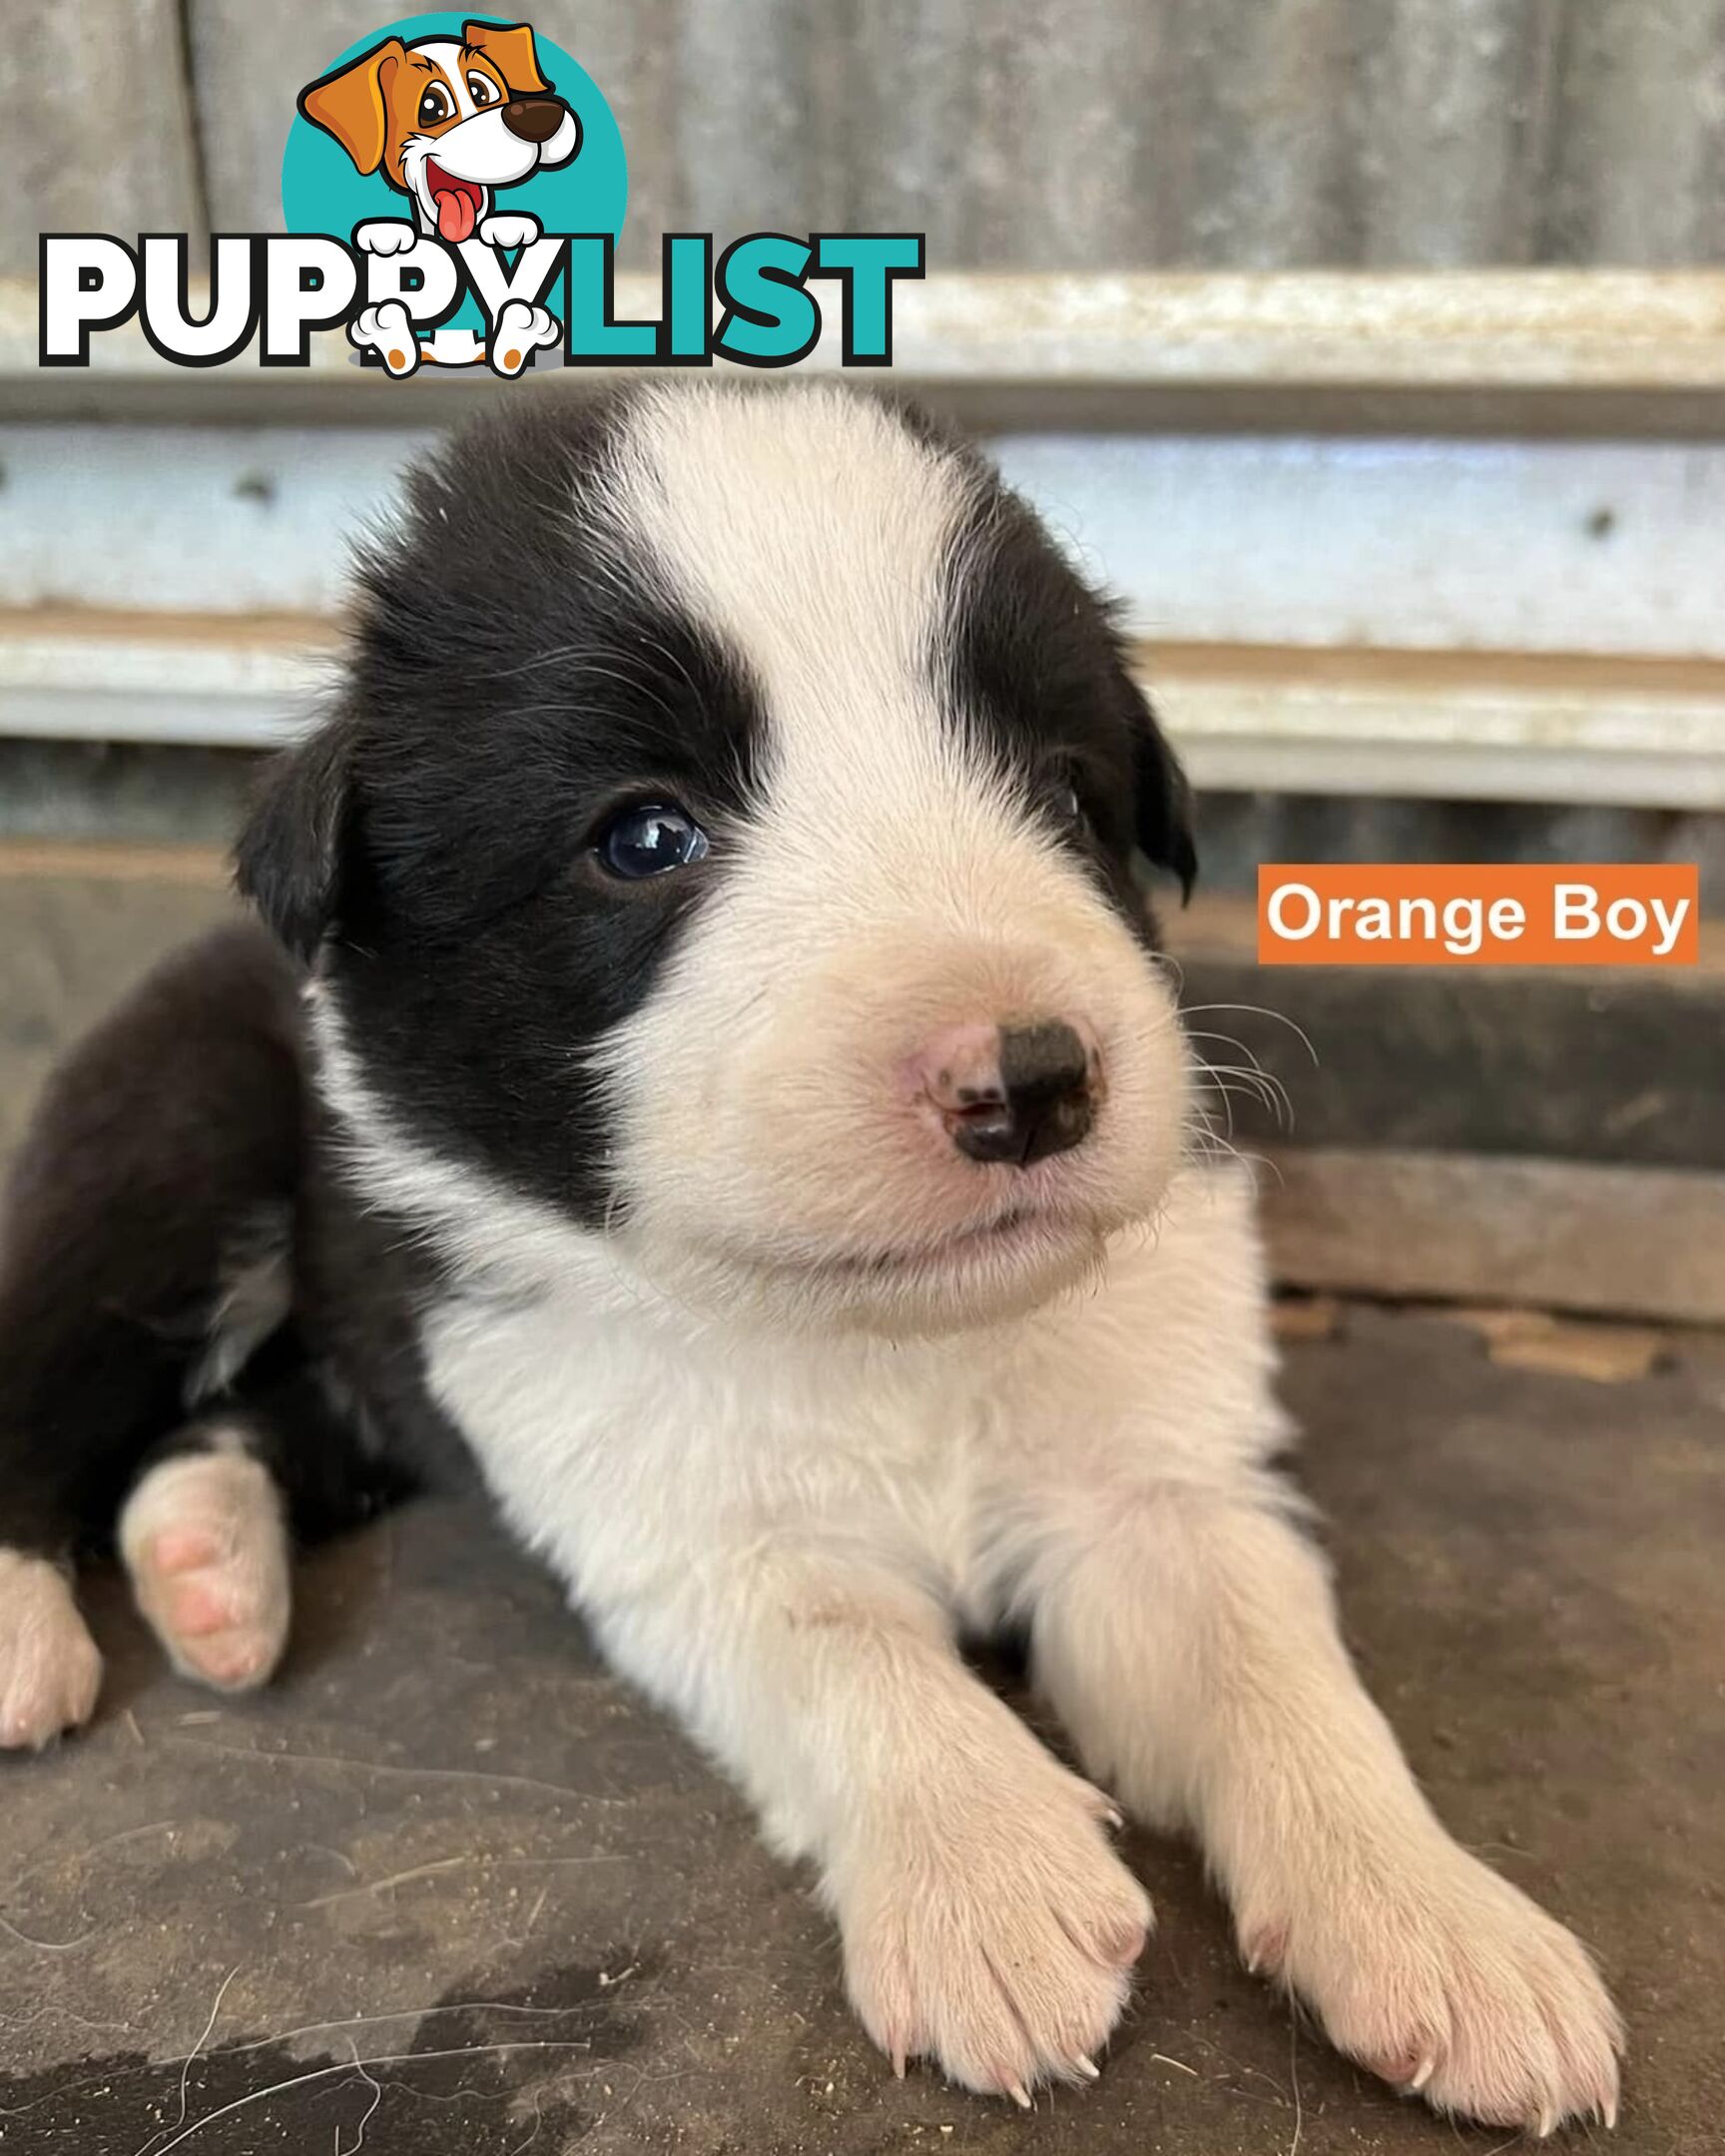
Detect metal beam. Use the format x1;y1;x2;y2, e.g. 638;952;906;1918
6;614;1724;809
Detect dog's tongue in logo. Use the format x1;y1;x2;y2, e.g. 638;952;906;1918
426;162;480;244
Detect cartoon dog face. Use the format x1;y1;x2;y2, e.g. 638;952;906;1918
298;18;581;242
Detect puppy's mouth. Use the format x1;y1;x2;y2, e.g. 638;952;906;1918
423;161;485;243
781;1205;1099;1287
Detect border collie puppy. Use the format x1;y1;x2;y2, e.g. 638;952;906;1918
0;385;1619;2129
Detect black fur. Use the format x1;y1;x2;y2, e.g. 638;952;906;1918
0;925;415;1557
936;454;1196;923
239;398;769;1229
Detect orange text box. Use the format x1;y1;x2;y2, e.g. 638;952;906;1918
1257;863;1699;966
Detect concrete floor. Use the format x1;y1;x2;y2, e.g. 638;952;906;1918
1;1304;1720;2155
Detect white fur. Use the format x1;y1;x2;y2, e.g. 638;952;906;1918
582;387;1195;1335
119;1442;290;1693
305;385;1621;2124
0;1549;101;1749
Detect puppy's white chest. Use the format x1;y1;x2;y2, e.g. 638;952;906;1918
420;1287;1002;1609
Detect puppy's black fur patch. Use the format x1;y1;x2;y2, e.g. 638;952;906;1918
933;445;1196;929
240;399;768;1228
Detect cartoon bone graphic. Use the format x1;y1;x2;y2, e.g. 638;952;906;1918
297;16;580;376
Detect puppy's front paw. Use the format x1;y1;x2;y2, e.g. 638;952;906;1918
839;1762;1149;2102
0;1551;102;1750
1244;1836;1622;2132
121;1451;291;1693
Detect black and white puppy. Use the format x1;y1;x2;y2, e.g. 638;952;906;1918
0;385;1620;2130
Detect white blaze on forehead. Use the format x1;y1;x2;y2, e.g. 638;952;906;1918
412;41;478;119
609;386;979;813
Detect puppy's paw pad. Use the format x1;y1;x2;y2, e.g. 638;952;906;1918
843;1765;1150;2099
121;1451;290;1694
1250;1842;1623;2131
0;1553;102;1750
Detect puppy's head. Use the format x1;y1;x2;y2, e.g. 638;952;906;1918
240;385;1197;1335
298;20;580;242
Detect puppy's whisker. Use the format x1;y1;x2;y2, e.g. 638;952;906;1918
1193;1063;1294;1131
1180;1002;1321;1068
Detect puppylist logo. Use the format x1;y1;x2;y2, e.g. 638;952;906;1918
39;13;923;378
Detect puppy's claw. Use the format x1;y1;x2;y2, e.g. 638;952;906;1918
1005;2081;1032;2110
1072;2053;1100;2081
1407;2055;1436;2093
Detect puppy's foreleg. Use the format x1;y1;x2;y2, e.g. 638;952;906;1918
590;1548;1149;2100
1030;1485;1622;2131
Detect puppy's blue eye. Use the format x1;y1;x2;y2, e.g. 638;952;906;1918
596;803;710;880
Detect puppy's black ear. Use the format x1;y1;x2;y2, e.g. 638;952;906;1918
1124;680;1197;901
235;715;356;962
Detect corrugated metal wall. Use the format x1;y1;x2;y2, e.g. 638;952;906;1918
9;0;1725;276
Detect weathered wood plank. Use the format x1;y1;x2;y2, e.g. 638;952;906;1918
1258;1147;1725;1325
5;0;205;277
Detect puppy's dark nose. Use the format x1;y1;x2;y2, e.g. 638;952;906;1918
501;96;569;143
909;1020;1100;1167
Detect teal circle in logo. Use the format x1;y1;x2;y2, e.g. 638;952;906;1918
282;12;627;326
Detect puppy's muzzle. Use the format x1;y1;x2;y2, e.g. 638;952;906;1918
502;96;570;143
910;1020;1101;1167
